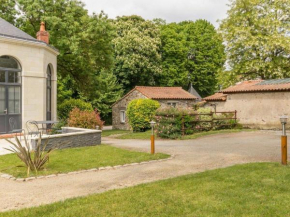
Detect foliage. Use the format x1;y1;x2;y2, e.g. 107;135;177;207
4;136;57;177
0;0;18;24
0;145;169;178
112;15;162;92
160;20;226;97
155;107;237;139
126;99;160;132
3;0;115;97
67;108;104;129
219;0;290;86
51;120;67;135
58;99;93;121
83;70;123;123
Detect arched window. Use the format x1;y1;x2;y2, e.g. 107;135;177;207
46;65;52;121
0;56;22;134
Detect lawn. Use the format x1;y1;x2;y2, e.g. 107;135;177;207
0;145;169;178
103;129;252;140
2;163;290;216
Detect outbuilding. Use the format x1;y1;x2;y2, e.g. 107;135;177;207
112;86;199;130
0;18;59;134
204;79;290;129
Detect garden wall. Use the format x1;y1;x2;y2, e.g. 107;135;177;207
30;127;102;151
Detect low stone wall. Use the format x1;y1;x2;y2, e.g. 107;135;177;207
31;127;102;150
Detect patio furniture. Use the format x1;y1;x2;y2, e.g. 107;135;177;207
26;120;42;137
9;117;25;140
34;120;59;134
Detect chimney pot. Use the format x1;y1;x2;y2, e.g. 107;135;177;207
37;21;49;44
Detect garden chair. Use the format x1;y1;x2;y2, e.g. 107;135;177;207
26;120;41;138
9;117;25;141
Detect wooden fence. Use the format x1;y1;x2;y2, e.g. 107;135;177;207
156;110;237;136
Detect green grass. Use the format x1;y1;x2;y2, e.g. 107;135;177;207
181;129;254;140
0;145;169;178
3;163;290;216
104;129;253;140
101;130;129;137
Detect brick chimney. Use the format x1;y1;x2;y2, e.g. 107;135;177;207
36;22;49;44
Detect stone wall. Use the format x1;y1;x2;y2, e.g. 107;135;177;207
112;90;196;130
30;127;101;151
112;90;147;130
204;92;290;129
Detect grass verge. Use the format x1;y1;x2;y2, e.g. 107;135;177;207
104;129;254;140
2;163;290;216
0;145;169;178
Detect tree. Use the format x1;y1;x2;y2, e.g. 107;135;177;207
0;0;18;24
160;20;225;97
112;15;162;92
5;0;115;96
219;0;290;86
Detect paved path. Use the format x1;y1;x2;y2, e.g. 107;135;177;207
0;131;285;212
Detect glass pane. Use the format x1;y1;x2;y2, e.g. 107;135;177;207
8;72;15;83
0;71;5;82
47;90;51;112
0;86;5;114
9;100;15;114
15;100;20;113
15;87;20;100
0;56;19;69
15;72;21;83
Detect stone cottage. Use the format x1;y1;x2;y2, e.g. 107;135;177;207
204;79;290;129
0;18;59;134
112;86;199;130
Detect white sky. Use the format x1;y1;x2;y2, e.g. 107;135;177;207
82;0;230;27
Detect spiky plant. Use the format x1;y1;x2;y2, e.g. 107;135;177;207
5;135;57;177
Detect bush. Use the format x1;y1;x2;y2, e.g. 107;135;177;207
127;99;160;132
68;108;104;129
58;99;93;121
155;107;238;139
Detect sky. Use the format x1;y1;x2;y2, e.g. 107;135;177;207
82;0;230;27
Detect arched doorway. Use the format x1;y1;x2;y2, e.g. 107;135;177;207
0;56;22;134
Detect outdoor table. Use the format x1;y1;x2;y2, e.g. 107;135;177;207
34;120;59;134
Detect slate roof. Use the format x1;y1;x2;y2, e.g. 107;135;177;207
0;17;37;41
221;79;290;93
188;83;202;99
135;86;198;99
203;92;227;101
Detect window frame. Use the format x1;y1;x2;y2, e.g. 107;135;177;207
120;110;126;123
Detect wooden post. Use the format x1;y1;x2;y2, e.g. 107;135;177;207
210;112;213;130
151;135;155;154
182;115;185;136
234;110;237;123
281;135;287;165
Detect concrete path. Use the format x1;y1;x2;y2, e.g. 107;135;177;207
0;131;285;212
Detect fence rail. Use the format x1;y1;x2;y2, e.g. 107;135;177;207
156;110;237;136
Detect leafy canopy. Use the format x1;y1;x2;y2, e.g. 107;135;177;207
219;0;290;86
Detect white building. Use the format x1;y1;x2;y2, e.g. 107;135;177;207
0;18;59;134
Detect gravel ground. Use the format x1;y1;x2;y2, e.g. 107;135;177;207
0;130;286;212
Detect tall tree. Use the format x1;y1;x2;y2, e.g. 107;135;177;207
6;0;115;96
219;0;290;86
0;0;18;24
161;20;225;97
113;15;162;92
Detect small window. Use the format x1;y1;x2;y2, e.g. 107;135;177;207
120;110;126;123
167;102;177;108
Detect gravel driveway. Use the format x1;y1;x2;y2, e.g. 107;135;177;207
0;130;285;212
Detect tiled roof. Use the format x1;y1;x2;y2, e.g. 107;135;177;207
0;18;58;52
203;92;227;101
135;86;197;99
220;79;290;93
0;17;36;41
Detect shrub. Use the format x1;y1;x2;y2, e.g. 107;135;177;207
127;99;160;132
5;136;57;177
68;108;104;129
58;99;93;121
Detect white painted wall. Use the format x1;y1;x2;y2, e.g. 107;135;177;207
0;36;58;130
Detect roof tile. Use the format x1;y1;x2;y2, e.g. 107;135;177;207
204;92;227;101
